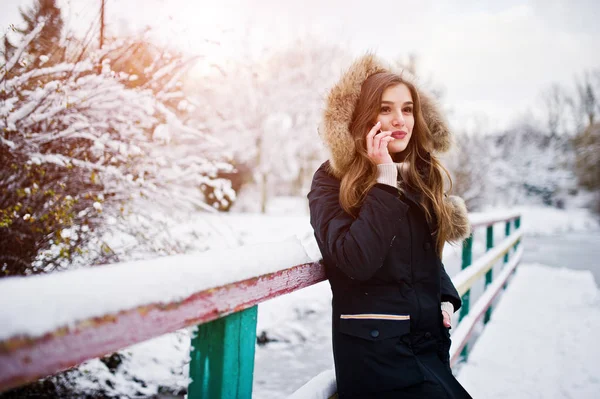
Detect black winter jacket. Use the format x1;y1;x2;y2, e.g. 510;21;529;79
308;161;467;398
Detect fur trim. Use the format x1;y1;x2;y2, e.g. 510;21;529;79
445;195;472;242
320;53;470;243
320;53;452;179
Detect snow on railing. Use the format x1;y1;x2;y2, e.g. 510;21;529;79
469;210;521;229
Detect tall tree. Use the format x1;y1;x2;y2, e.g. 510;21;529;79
541;83;570;138
2;0;64;73
575;70;599;129
572;123;600;191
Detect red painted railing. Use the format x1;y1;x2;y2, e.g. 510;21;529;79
0;247;325;393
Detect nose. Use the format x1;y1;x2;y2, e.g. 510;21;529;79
392;113;405;128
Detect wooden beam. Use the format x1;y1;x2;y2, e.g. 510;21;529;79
0;262;325;393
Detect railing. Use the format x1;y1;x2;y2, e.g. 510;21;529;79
0;237;325;396
0;211;522;398
449;211;522;365
291;210;523;397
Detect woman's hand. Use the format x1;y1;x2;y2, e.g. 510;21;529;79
366;121;394;165
442;310;452;328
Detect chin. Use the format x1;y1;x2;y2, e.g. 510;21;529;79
389;142;408;154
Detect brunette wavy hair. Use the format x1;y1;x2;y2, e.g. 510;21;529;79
339;72;457;257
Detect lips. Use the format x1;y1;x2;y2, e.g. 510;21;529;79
391;131;407;139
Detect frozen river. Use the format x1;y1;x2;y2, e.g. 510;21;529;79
521;232;600;285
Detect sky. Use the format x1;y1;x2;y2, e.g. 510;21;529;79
2;0;599;132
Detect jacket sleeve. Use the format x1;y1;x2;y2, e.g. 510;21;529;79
440;263;462;312
307;165;408;281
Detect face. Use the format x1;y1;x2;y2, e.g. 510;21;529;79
376;83;414;154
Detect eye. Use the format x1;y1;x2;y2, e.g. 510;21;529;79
380;106;391;113
403;107;413;114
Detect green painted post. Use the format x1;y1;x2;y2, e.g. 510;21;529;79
188;306;258;399
512;216;521;276
484;225;494;324
504;221;511;263
503;221;511;290
459;234;473;361
514;216;521;249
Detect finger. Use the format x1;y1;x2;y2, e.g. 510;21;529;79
377;131;393;140
380;136;394;149
373;130;392;150
379;138;392;155
373;130;383;153
366;122;380;155
442;311;452;328
376;132;393;154
367;122;381;138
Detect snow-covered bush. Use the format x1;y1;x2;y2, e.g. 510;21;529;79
572;123;600;213
0;24;235;276
573;123;600;191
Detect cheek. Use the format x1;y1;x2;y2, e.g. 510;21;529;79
407;115;415;131
377;115;391;127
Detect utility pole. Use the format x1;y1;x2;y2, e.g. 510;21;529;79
99;0;105;49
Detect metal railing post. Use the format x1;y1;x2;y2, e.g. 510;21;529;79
188;306;258;399
514;216;521;249
503;221;511;290
459;233;473;360
484;225;494;324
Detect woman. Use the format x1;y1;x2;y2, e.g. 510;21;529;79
307;54;473;398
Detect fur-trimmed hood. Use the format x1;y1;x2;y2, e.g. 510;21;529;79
320;53;452;179
320;53;471;242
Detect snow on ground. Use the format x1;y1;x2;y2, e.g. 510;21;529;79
458;263;600;398
0;235;316;340
253;281;335;398
66;329;191;398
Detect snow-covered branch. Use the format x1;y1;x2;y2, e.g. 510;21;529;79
1;21;45;82
1;36;235;275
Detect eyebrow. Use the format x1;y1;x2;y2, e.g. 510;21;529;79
381;101;414;106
